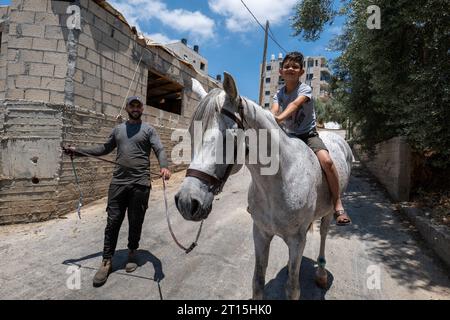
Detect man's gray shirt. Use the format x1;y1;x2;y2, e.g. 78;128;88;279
273;82;315;136
78;122;168;187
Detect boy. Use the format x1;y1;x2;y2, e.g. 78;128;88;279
271;51;351;226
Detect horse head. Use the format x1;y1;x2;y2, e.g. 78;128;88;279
175;73;245;221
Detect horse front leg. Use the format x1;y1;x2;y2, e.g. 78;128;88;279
252;222;273;300
316;213;333;288
286;232;307;300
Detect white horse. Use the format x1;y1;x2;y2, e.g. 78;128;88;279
175;73;353;299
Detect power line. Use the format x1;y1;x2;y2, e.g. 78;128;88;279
240;0;288;54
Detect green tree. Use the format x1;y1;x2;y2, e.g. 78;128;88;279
292;0;450;169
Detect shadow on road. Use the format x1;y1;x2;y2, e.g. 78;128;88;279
328;161;450;292
264;257;334;300
62;249;164;282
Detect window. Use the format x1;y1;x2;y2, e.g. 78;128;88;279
200;62;205;71
308;60;314;67
320;71;331;82
146;70;183;115
265;91;271;96
315;60;318;67
306;74;313;81
266;65;272;71
265;78;271;83
264;103;270;108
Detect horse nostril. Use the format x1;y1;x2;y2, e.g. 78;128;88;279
174;193;180;209
191;199;200;216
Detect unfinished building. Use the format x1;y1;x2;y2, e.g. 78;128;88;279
0;0;221;224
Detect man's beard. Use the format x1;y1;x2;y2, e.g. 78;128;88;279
127;111;142;120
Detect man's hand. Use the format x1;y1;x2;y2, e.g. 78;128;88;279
62;145;76;157
160;168;171;180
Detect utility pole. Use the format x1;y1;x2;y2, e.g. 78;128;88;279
258;20;269;107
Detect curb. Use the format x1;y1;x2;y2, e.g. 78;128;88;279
398;203;450;269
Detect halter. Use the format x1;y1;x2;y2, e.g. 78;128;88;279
186;97;246;195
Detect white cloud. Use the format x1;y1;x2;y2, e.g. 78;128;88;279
208;0;297;32
109;0;216;42
145;33;178;45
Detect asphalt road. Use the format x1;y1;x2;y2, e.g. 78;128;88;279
0;154;449;300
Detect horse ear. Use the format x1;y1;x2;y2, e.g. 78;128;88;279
191;78;208;99
223;72;239;101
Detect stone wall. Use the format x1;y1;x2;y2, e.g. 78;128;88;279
354;136;412;202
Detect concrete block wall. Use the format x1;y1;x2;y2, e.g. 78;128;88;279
354;136;412;201
3;0;65;102
0;0;222;224
0;5;11;99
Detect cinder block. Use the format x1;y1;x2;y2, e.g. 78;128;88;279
88;0;107;21
20;49;44;63
41;77;65;91
77;59;95;76
32;38;58;51
74;94;94;109
8;37;33;50
7;62;25;76
29;63;54;77
50;91;65;104
54;65;68;78
25;89;50;102
43;52;67;66
86;49;100;65
44;25;66;40
77;45;87;58
103;80;121;95
74;82;94;98
35;12;61;26
9;10;36;24
78;33;96;50
57;40;67;53
16;75;42;89
6;88;25;99
23;0;48;13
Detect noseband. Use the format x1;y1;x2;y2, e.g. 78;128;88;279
186;98;246;195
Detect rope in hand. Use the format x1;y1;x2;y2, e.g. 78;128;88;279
64;147;203;253
69;154;83;219
162;177;203;254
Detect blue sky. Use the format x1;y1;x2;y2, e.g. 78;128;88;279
0;0;345;101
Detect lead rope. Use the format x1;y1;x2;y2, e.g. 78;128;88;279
69;154;83;219
65;149;203;253
162;177;203;254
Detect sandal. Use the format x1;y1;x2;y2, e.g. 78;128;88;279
334;210;352;226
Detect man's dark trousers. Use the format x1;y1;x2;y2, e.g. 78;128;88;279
103;184;151;259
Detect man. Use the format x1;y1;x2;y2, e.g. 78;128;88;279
63;96;171;287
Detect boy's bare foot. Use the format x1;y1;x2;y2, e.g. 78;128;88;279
334;210;351;226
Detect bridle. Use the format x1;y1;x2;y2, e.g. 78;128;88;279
186;97;247;195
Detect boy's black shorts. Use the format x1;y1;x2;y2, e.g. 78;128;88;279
291;129;328;154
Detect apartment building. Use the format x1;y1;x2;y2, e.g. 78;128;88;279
261;53;331;109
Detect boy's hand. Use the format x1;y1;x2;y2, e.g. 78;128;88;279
160;168;171;180
274;115;283;124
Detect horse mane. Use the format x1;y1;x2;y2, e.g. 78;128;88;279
189;88;223;135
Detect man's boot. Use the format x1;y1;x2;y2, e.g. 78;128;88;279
125;249;138;273
93;258;112;287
